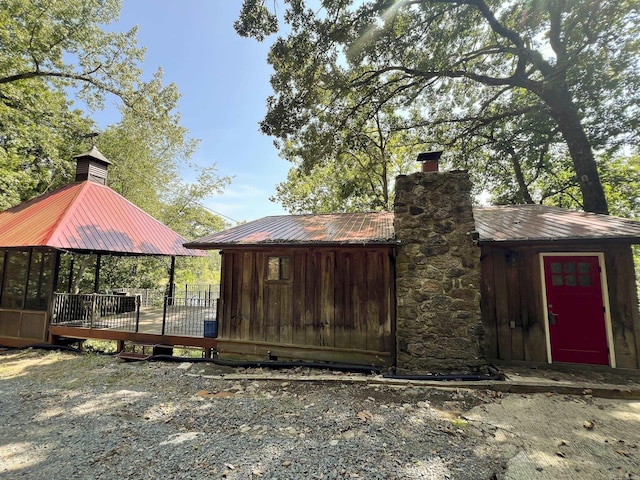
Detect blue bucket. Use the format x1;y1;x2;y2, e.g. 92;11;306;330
203;319;218;338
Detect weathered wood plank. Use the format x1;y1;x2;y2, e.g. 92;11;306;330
506;255;524;360
215;338;392;367
229;252;243;339
265;283;279;343
351;250;368;350
606;246;640;369
240;252;253;340
366;250;383;351
279;280;294;345
333;251;350;348
320;251;335;347
480;248;499;359
493;251;512;360
383;249;395;355
306;251;320;346
254;252;266;342
292;251;307;345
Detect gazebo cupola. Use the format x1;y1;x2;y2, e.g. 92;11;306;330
74;146;112;185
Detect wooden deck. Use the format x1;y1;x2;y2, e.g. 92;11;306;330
48;304;219;350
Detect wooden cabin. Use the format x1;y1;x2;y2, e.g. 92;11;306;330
186;213;396;366
476;205;640;369
188;203;640;370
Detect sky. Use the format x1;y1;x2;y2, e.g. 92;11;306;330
94;1;290;225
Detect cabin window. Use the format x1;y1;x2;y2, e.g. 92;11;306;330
267;256;291;281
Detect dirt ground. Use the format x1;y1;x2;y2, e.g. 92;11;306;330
1;349;639;479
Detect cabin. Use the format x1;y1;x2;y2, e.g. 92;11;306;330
186;213;397;366
187;168;640;372
476;205;640;369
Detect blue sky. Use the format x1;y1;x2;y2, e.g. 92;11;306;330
96;1;290;224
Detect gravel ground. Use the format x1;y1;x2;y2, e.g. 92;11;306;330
1;349;639;479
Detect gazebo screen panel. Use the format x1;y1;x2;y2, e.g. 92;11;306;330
0;251;29;309
25;252;55;310
0;249;55;312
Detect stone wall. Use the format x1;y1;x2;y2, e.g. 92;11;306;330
394;171;485;373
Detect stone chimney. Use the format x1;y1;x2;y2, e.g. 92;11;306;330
393;158;484;373
73;146;111;185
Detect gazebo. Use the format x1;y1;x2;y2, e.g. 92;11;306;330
0;147;209;349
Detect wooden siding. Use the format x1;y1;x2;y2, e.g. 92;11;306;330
218;247;395;364
0;309;48;342
481;243;640;369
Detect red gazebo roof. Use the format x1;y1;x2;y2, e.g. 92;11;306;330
0;181;206;256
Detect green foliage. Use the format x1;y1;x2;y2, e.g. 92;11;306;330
237;0;640;215
0;0;231;292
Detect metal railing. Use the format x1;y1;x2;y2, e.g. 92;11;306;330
112;288;164;307
162;296;217;337
51;293;140;332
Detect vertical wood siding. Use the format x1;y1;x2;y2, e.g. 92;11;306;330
481;243;640;368
219;247;395;355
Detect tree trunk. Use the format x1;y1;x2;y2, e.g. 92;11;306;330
539;85;609;214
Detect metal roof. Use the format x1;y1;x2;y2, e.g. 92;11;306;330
185;205;640;249
73;145;112;165
0;181;206;256
185;212;396;248
474;205;640;244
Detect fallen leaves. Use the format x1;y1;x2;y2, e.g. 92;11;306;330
357;410;374;422
196;390;233;399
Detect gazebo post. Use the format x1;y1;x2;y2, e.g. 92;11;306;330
93;254;101;293
67;255;74;293
162;256;176;336
21;249;33;308
168;256;176;299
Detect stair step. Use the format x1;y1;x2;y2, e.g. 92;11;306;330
116;351;151;362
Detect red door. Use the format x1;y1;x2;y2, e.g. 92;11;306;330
543;255;609;365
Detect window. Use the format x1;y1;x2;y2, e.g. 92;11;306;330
549;259;593;288
267;256;291;281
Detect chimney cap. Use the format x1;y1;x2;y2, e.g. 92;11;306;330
73;146;112;165
417;151;443;163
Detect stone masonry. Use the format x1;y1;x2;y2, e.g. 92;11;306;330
394;171;485;373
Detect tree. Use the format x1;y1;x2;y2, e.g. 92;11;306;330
274;109;423;213
237;0;640;214
0;0;231;291
0;0;203;210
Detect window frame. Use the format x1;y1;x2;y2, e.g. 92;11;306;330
266;255;292;282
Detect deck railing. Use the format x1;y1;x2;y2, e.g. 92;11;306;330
50;292;218;339
51;293;140;332
162;296;217;337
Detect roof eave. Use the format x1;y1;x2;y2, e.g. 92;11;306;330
184;240;399;250
478;235;640;246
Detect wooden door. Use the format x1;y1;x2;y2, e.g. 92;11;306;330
542;255;609;365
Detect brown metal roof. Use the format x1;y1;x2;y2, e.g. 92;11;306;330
473;205;640;243
0;181;206;256
185;205;640;249
185;212;396;248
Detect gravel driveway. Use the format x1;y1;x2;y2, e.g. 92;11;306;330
1;349;639;479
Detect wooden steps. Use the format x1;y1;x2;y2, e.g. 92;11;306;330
115;351;152;361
